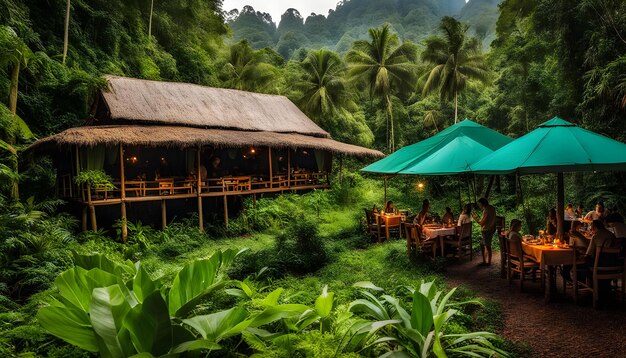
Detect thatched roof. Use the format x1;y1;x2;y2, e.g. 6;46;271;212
28;125;384;158
99;76;330;138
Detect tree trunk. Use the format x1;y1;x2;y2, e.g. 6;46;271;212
148;0;154;38
8;62;19;115
63;0;70;64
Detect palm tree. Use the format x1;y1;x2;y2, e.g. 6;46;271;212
220;40;278;92
422;17;490;124
294;49;352;119
346;24;417;152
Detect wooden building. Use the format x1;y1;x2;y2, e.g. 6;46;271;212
29;76;383;240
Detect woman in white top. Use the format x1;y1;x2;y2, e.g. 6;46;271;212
457;203;472;226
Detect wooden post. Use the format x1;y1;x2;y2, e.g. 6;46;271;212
119;144;127;242
75;145;81;199
287;149;291;188
223;195;229;227
268;147;273;187
253;193;257;208
556;172;565;241
161;200;167;229
87;184;97;231
197;147;204;232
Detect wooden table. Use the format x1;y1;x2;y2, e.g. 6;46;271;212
522;243;576;302
423;225;457;256
123;180;147;197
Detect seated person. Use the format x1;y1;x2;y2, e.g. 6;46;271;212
208;156;224;178
569;220;589;251
565;203;576;220
507;219;523;245
585;220;616;259
546;208;557;235
457;204;472;226
576;203;585;218
606;212;626;239
584;202;607;222
413;199;430;226
441;207;454;225
384;200;398;214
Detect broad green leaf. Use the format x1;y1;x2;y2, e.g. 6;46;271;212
37;305;98;352
259;287;283;307
314;285;334;318
220;248;248;268
410;291;434;337
124;291;172;356
73;253;135;276
133;265;159;303
352;281;384;291
13;112;33;140
183;306;249;341
54;267;93;312
248;304;310;327
89;285;132;358
168;257;220;317
171;339;221;354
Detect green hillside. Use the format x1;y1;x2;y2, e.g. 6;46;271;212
226;0;501;56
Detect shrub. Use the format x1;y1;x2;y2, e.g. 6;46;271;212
273;216;329;275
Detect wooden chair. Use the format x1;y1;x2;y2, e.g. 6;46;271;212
507;235;540;291
576;239;625;309
385;216;402;241
158;179;174;195
443;222;473;260
405;222;437;258
364;209;385;242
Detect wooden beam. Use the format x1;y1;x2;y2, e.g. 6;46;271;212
161;200;167;229
119;144;127;242
197;147;204;232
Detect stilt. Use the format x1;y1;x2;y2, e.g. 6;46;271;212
81;206;87;232
119;144;128;242
197;196;204;232
120;202;127;242
253;193;257;208
223;195;229;227
268;147;273;187
287;149;291;188
161;200;167;229
197;146;204;232
87;184;97;231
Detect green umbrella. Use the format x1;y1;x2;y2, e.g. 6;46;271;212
471;117;626;239
361;119;512;175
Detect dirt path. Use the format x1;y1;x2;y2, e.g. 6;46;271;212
444;252;626;358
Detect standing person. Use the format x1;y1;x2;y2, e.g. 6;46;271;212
472;197;496;266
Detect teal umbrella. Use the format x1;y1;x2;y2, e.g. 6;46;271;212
471;117;626;238
361;119;512;175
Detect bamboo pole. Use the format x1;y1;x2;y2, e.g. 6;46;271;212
81;206;87;232
119;144;127;242
339;154;343;184
197;147;204;232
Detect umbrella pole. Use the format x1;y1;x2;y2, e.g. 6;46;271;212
384;176;387;206
556;172;565;241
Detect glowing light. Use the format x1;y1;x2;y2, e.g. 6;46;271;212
250;148;256;154
417;182;425;190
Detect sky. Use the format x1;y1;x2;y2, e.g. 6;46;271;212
222;0;343;23
222;1;470;24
